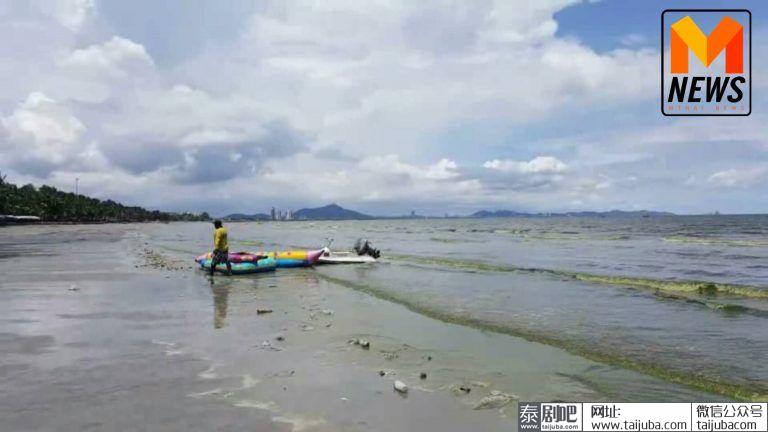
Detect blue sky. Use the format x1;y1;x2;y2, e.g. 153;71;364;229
0;0;766;215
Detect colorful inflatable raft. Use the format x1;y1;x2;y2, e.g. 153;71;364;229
261;249;324;268
197;256;277;274
195;251;269;264
195;249;323;269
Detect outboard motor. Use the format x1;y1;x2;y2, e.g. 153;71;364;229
354;238;381;259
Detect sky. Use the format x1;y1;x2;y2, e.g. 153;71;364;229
0;0;766;216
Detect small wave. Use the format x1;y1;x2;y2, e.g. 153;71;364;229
664;236;768;248
429;237;461;244
272;414;326;432
187;388;225;398
680;269;730;278
725;254;765;260
235;400;278;411
150;339;177;347
652;292;768;318
241;374;259;389
198;364;218;380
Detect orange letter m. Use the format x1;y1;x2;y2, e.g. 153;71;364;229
670;15;743;74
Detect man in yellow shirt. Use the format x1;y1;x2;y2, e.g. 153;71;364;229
210;220;232;275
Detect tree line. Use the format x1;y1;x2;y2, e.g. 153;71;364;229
0;173;209;223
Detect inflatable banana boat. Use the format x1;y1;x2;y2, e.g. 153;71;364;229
257;249;324;268
195;249;323;270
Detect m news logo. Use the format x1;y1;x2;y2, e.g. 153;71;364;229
662;9;751;116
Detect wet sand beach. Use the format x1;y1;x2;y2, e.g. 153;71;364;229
0;223;739;431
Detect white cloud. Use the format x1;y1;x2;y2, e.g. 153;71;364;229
619;33;647;47
61;36;154;78
708;168;767;189
183;0;658;160
1;92;88;172
31;0;95;31
484;156;568;174
359;155;459;180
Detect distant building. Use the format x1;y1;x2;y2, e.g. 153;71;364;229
268;207;295;221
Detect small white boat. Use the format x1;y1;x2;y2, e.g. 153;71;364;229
318;247;377;264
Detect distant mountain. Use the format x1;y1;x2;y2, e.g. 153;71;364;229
294;203;373;220
471;209;675;218
471;210;529;218
223;213;271;221
563;210;675;218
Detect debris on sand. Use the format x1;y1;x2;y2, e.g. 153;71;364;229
301;324;315;331
473;391;518;410
393;380;408;393
320;309;334;316
350;338;370;349
379;370;386;377
258;341;282;351
449;385;472;396
420;372;427;380
381;351;397;360
136;247;186;271
275;335;285;341
68;284;79;291
256;309;273;315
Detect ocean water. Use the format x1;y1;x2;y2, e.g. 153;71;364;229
150;215;768;399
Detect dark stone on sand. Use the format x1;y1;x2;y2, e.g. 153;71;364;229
420;372;427;380
257;309;273;315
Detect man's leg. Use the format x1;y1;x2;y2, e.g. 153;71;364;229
209;251;218;275
224;252;232;275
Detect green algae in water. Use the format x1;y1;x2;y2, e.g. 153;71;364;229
389;253;768;299
572;274;768;300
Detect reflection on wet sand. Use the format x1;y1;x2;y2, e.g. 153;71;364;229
212;284;230;329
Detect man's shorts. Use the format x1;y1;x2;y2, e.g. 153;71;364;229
212;250;229;264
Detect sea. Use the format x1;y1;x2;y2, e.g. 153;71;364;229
152;215;768;399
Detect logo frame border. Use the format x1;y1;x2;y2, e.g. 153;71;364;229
661;8;752;117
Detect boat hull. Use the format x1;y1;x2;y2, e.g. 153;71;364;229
197;257;277;274
318;248;377;264
318;255;377;264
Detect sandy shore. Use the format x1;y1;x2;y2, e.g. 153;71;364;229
0;224;722;431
